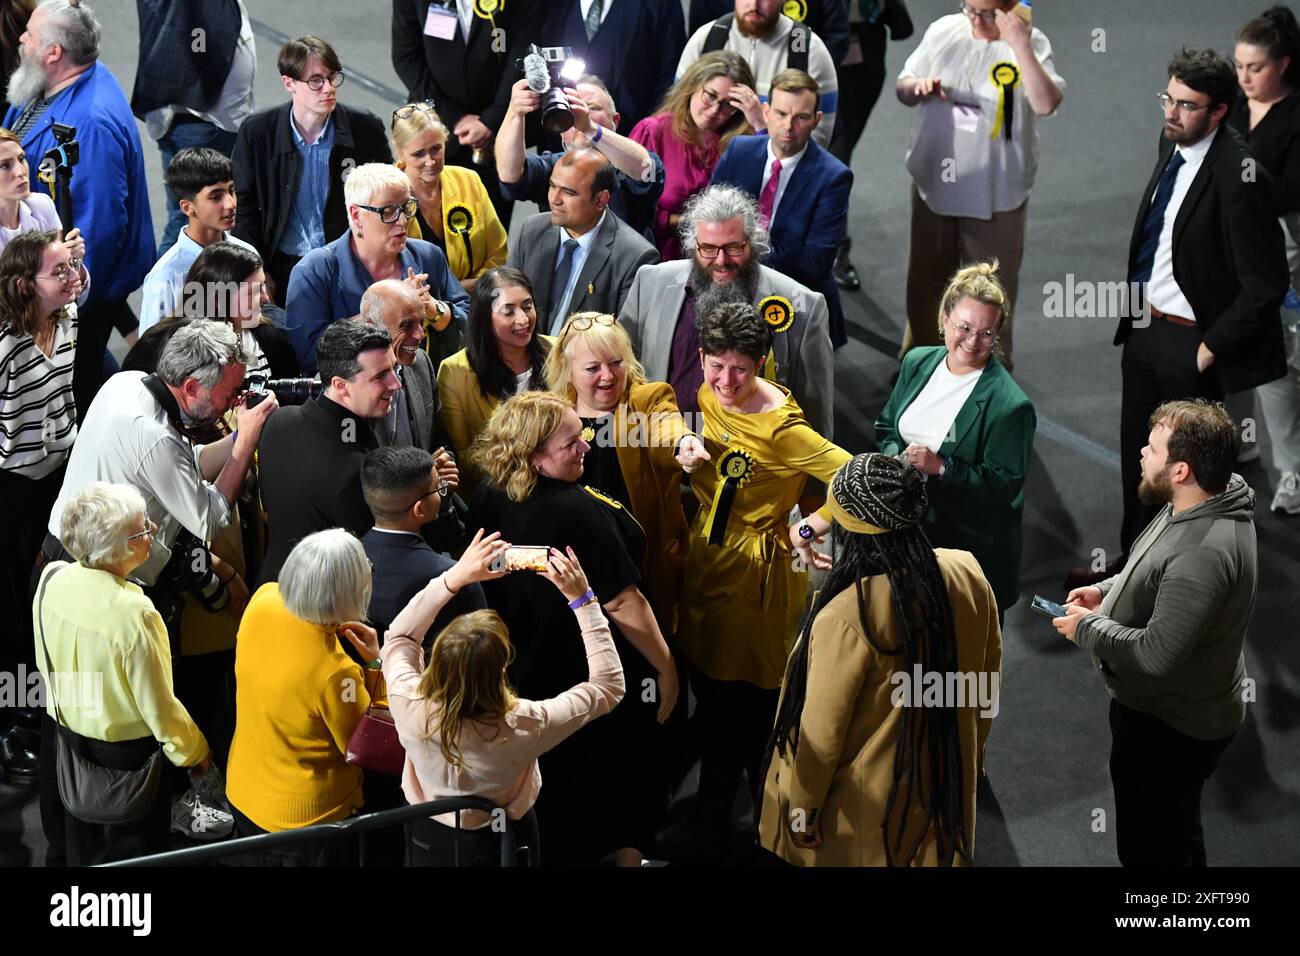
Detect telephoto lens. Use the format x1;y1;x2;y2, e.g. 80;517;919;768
245;377;321;407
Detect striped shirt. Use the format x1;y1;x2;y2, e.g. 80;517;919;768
0;307;78;479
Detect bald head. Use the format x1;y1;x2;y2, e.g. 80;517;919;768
360;279;426;366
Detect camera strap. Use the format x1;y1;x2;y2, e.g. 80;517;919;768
141;373;224;446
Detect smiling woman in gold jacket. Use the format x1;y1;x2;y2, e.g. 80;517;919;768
391;101;507;295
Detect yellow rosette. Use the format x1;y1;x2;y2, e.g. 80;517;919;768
989;61;1021;141
703;447;755;546
757;295;793;383
447;204;475;275
472;0;502;34
782;0;808;22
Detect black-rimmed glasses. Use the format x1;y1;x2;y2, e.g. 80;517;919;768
959;2;999;22
298;71;345;91
355;197;419;223
695;240;748;260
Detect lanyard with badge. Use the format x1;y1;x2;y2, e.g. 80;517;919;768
424;0;459;41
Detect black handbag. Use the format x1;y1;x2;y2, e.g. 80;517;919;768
36;564;163;825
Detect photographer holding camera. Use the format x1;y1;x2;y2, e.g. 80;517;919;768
497;70;665;243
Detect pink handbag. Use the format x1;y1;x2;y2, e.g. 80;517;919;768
345;705;406;776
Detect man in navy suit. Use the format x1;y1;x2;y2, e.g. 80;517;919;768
710;69;852;347
544;0;685;135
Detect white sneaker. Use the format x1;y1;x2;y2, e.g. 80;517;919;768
170;789;234;841
1272;471;1300;514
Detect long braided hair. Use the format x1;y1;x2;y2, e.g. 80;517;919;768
764;518;972;866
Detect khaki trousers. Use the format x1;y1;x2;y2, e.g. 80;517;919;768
903;187;1028;370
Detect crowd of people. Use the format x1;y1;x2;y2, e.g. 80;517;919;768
0;0;1287;870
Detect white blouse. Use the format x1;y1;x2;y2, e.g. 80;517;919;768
898;355;985;453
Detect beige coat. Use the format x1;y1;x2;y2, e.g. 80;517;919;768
759;549;1002;867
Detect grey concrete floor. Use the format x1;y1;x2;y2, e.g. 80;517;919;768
2;0;1297;867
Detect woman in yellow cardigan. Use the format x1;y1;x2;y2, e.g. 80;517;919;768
544;312;708;637
392;101;507;296
226;528;384;864
438;266;553;493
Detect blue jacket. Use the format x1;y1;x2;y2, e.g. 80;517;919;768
284;231;470;374
711;135;852;347
4;63;155;304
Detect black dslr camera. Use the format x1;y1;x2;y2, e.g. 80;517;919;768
518;44;587;133
244;376;321;408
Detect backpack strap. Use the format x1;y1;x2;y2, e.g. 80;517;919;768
702;13;733;54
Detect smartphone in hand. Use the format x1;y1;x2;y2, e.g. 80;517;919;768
489;545;551;573
1031;595;1067;618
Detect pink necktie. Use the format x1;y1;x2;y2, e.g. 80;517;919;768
757;157;782;226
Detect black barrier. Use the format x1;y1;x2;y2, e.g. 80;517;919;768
99;796;526;868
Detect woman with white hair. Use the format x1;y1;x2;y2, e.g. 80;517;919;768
33;481;214;865
284;162;471;374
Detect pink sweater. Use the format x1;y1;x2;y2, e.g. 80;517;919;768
380;577;626;828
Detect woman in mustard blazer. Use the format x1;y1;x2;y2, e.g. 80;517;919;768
544;312;709;637
437;267;553;493
392;101;507;295
872;262;1036;613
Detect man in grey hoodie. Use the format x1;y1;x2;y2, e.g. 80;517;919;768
1054;398;1253;867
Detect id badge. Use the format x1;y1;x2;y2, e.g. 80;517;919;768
424;4;458;40
952;101;981;134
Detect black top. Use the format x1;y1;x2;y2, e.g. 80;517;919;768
414;210;445;252
362;528;486;650
579;414;631;510
1227;89;1300;215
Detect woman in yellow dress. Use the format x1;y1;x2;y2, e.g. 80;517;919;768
391;101;507;297
678;300;851;857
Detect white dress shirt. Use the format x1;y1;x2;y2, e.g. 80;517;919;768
760;139;808;224
551;210;606;333
139;228;258;333
1145;126;1218;322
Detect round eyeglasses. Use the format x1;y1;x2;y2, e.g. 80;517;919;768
297;71;345;91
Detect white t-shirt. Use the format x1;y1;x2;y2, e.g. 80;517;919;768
515;368;534;394
900;14;1065;219
898;356;985;452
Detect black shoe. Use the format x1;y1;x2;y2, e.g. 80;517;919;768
1063;557;1125;591
833;243;860;291
0;726;38;787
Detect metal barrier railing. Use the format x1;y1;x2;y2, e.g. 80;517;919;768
99;796;524;868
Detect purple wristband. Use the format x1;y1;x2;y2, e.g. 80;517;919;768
568;588;596;609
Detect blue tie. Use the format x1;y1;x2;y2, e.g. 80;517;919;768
551;238;580;332
1130;150;1186;284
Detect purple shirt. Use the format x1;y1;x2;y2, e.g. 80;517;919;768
630;113;722;262
667;288;703;423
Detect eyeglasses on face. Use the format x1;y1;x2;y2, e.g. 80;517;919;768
127;518;158;542
698;86;738;115
959;2;1000;22
946;316;998;342
393;100;437;123
1156;91;1211;114
37;257;83;283
696;240;749;260
355;197;419;223
298;71;345;91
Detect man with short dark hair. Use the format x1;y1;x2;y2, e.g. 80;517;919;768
256;318;402;584
360;445;485;650
710;69;851;346
507;147;658;334
140;147;257;332
1056;399;1257;868
1106;48;1288;569
232;36;391;303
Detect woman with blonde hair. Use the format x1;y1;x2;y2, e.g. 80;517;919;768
382;534;624;866
544;311;707;636
849;262;1036;616
391;101;507;296
468;389;678;865
631;51;763;260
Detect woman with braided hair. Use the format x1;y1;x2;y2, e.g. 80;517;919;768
760;453;1002;866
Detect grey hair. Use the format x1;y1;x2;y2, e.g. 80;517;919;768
679;183;771;259
60;481;147;569
280;529;372;627
156;320;246;389
343;162;411;211
358;278;420;330
36;0;101;66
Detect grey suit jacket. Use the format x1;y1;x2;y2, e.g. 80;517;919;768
618;260;835;439
508;208;659;334
372;350;438;451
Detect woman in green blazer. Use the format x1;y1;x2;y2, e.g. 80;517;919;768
875;262;1035;612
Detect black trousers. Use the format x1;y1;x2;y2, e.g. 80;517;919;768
406;808;540;867
229;804;360;867
1119;318;1224;553
689;663;780;833
72;298;137;421
828;22;888;169
1109;700;1236;867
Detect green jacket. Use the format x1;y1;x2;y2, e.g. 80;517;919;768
874;347;1036;610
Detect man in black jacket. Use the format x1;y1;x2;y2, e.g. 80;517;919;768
1113;48;1288;559
231;36;391;305
256;319;400;585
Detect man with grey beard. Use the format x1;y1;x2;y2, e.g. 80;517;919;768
4;0;155;419
618;183;833;439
